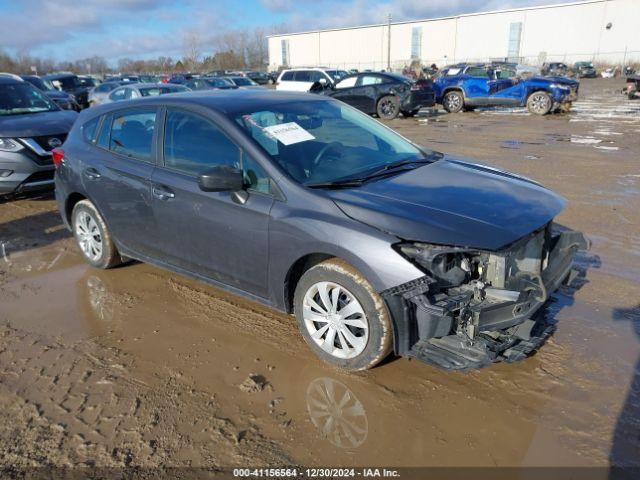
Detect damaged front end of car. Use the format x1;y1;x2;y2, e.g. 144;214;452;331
382;223;589;370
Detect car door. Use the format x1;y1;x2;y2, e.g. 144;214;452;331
81;107;159;258
150;107;274;298
328;75;359;107
462;66;491;101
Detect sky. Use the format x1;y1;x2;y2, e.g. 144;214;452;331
0;0;571;62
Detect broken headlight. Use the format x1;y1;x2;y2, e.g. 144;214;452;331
395;242;484;287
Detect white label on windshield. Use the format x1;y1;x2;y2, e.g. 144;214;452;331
263;122;315;145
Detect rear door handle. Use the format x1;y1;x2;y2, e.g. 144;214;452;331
152;185;175;200
83;168;101;180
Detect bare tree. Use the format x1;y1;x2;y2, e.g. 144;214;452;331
183;32;202;72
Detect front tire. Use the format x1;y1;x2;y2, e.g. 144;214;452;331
72;200;121;269
442;90;464;113
294;259;393;371
527;91;553;115
376;95;400;120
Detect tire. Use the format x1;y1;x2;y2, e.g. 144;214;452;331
72;199;121;269
294;259;393;371
527;91;553;115
401;109;420;118
442;90;464;113
376;95;400;120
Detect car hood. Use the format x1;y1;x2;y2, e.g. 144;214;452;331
325;157;566;251
0;109;77;137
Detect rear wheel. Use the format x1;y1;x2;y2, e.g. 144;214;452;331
294;259;393;370
442;90;464;113
527;91;553;115
376;95;400;120
72;200;121;269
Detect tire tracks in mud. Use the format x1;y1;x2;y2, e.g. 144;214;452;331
0;324;291;467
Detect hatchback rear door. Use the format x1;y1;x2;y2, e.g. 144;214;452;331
149;107;274;298
81;107;159;257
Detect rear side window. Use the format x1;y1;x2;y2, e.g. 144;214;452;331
465;67;489;77
280;71;294;81
109;109;156;162
163;109;240;175
294;71;311;82
359;75;383;86
82;117;100;144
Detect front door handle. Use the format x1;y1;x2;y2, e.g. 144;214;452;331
152;185;175;200
83;168;101;180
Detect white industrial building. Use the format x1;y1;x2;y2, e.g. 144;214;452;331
267;0;640;71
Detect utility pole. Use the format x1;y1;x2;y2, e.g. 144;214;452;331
387;13;392;71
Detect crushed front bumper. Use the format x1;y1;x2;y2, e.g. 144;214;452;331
382;227;589;371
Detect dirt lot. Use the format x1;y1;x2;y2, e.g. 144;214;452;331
0;78;638;471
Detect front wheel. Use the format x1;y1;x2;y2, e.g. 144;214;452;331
527;91;553;115
442;91;464;113
376;95;400;120
294;259;393;370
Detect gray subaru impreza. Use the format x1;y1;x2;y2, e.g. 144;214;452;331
53;89;588;371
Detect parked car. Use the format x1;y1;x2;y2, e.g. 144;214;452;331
168;73;199;85
541;62;569;77
54;90;587;371
223;76;264;89
313;71;435;119
78;76;98;88
103;83;189;103
626;73;639;99
88;81;128;107
245;71;271;85
20;74;80;111
185;78;238;91
0;76;77;196
433;63;579;115
276;68;342;92
573;61;597;78
42;73;90;109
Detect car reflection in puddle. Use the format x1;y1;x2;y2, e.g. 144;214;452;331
306;377;368;450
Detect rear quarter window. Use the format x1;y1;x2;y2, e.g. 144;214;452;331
82;117;100;144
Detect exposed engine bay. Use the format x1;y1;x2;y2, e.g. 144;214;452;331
382;223;589;370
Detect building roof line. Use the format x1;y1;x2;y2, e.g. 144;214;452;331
266;0;607;38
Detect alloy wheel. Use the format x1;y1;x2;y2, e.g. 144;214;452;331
75;211;103;262
303;281;369;359
530;93;551;114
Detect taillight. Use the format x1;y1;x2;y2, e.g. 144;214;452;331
52;148;64;168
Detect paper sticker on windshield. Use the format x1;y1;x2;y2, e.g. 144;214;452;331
263;122;315;145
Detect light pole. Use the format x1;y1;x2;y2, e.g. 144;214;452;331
387;13;392;71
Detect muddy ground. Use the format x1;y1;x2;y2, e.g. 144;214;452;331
0;78;638;472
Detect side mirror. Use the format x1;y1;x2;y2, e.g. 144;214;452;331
198;165;243;192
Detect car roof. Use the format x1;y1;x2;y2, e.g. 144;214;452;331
116;82;183;89
90;89;333;117
0;76;23;85
42;73;78;80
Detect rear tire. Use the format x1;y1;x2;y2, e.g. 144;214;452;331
442;90;464;113
376;95;400;120
72;200;121;269
294;259;393;371
527;91;553;115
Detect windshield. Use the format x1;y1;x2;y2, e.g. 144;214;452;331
235;100;437;186
231;77;255;86
0;82;58;115
206;78;235;87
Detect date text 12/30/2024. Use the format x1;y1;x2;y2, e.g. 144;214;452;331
233;468;401;478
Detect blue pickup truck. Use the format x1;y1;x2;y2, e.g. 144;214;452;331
433;63;579;115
